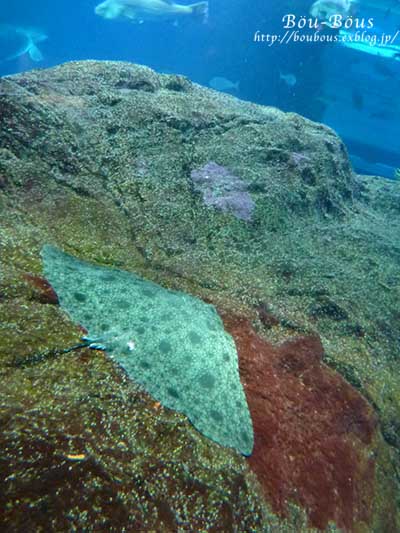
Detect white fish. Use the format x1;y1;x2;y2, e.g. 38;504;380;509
95;0;208;23
208;76;240;92
0;25;47;63
310;0;354;26
279;72;297;87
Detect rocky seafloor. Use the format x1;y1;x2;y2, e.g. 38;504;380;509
0;61;399;532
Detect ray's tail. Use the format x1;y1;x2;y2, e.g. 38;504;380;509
189;1;208;23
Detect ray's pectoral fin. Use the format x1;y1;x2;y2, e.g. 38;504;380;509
28;43;43;62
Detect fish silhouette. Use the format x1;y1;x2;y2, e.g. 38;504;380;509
0;25;47;63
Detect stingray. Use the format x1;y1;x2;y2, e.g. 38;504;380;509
41;245;253;455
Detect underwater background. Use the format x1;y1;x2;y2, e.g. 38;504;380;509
1;1;400;532
1;0;400;178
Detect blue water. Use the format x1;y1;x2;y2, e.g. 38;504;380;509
1;0;400;178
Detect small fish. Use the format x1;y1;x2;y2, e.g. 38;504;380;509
369;109;392;120
0;25;47;63
372;60;395;78
279;72;297;87
385;0;400;18
351;88;364;111
95;0;208;24
316;94;337;105
208;76;240;92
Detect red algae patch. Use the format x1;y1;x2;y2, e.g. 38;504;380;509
23;274;59;305
222;314;379;532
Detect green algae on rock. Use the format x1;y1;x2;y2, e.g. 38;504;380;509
41;244;254;455
1;60;399;530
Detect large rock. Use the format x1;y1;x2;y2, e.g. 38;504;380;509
0;61;399;531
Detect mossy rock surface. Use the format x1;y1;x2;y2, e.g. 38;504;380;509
0;61;399;531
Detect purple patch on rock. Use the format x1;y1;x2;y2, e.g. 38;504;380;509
190;162;255;221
